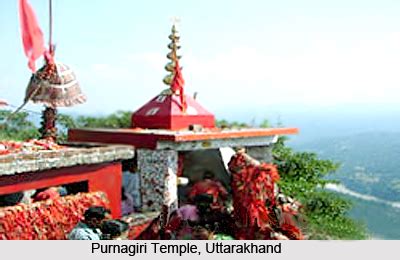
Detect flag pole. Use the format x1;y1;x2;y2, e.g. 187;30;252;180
48;0;53;53
39;0;57;141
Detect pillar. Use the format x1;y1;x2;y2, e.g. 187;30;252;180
137;149;178;221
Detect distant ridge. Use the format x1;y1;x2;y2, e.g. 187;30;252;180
326;183;400;209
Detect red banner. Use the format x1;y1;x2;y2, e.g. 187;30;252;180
18;0;46;72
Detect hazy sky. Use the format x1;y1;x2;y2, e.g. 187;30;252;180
1;0;400;120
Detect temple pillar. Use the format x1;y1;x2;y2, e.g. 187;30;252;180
137;149;178;225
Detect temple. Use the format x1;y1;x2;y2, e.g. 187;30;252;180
68;24;299;223
1;5;301;239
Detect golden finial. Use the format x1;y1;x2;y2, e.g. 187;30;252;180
163;18;182;87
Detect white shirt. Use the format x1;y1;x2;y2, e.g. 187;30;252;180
122;171;141;209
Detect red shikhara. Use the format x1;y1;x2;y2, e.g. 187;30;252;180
228;152;303;240
0;192;109;240
18;0;47;72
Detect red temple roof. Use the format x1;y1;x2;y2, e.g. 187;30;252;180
131;93;215;130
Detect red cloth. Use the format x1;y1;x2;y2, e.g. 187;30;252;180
18;0;46;72
188;179;228;208
229;153;277;239
228;153;304;240
0;192;109;240
127;221;153;240
280;223;303;240
33;188;60;202
171;59;187;112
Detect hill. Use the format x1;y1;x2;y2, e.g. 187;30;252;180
291;132;400;202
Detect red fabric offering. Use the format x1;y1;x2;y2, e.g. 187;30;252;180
18;0;46;72
0;192;109;240
127;221;153;240
228;152;304;240
170;59;187;112
229;153;278;239
188;179;228;208
32;188;61;202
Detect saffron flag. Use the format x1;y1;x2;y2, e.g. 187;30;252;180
18;0;46;72
171;59;187;112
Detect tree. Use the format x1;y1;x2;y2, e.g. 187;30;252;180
273;137;367;239
57;111;131;141
0;110;40;140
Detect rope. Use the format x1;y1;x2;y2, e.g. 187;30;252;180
5;84;43;121
7;104;42;115
0;102;42;121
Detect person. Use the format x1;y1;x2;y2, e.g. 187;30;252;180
67;206;111;240
194;193;234;237
164;203;200;239
188;171;228;210
100;219;130;240
192;226;214;240
32;187;61;202
58;186;68;196
122;159;141;211
21;190;36;204
121;187;134;216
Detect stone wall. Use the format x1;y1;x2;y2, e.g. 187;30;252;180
137;149;178;212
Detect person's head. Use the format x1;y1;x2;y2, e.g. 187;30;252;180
203;171;215;180
122;159;138;173
234;147;246;154
192;226;213;240
58;186;68;196
32;187;60;202
83;206;111;229
101;219;129;240
193;194;213;214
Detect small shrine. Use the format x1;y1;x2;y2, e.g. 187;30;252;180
68;23;299;222
0;0;134;239
0;141;134;218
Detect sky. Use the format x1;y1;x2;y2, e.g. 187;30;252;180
1;0;400;122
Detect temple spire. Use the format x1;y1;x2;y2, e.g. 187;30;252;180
163;20;182;92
